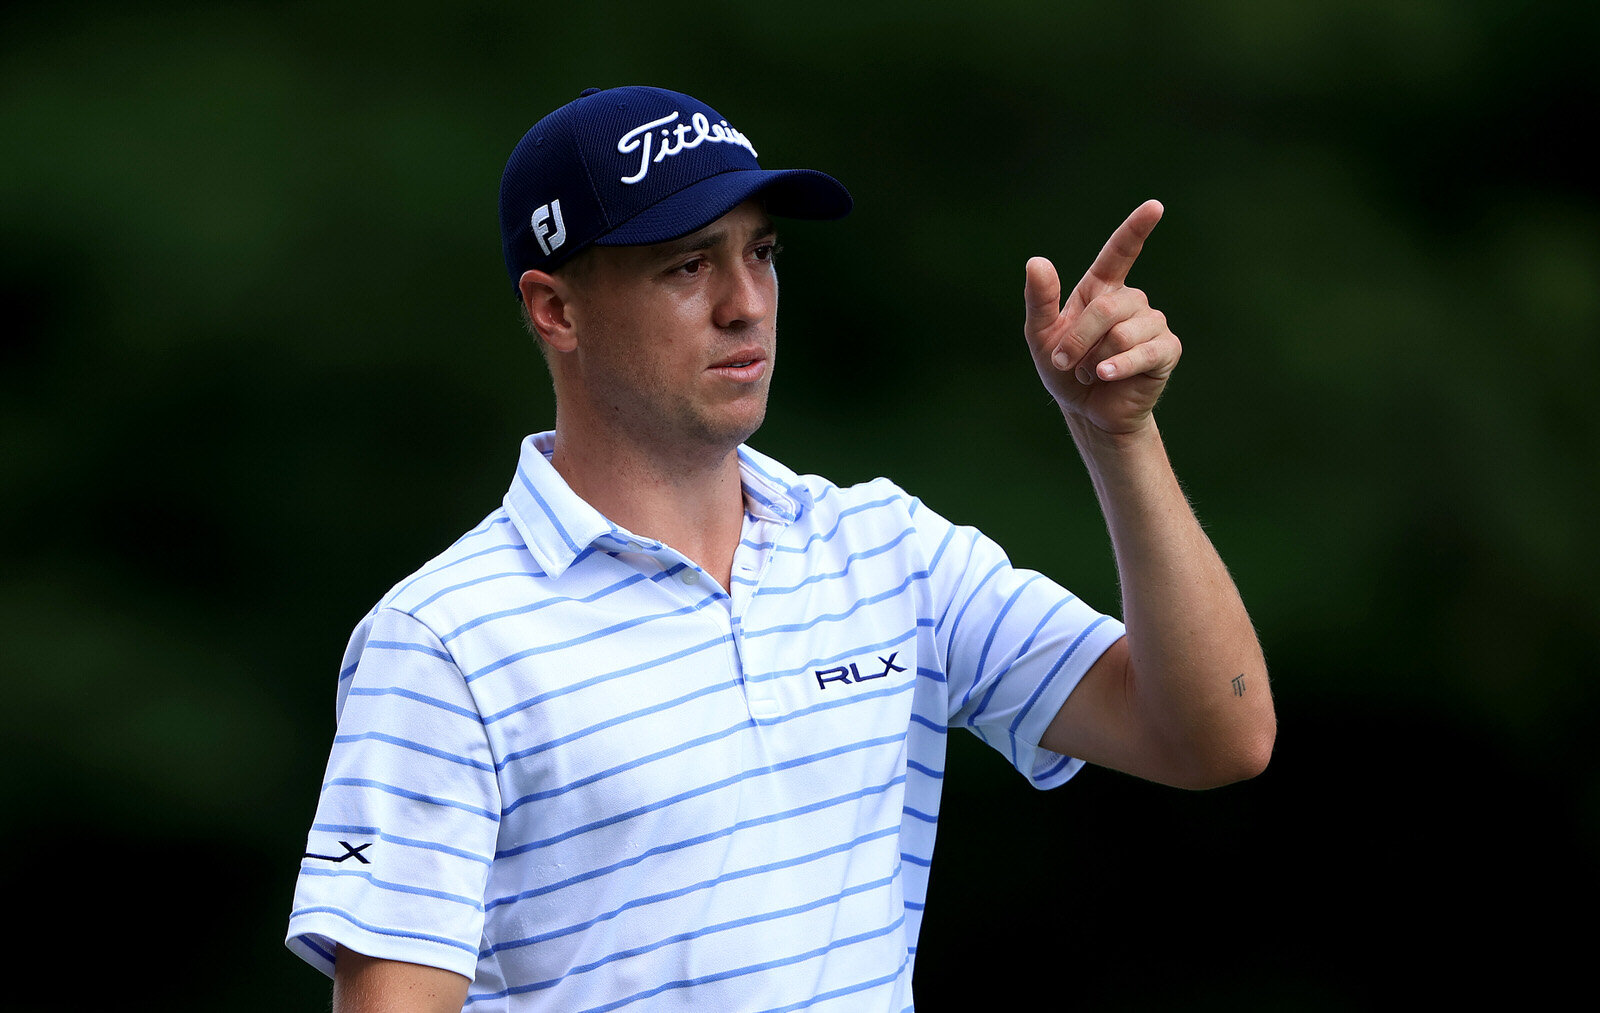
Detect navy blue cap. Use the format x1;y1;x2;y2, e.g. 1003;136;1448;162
500;85;852;293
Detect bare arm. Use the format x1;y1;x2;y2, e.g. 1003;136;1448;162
333;947;470;1013
1022;201;1275;788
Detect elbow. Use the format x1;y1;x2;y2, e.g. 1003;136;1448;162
1229;717;1277;783
1175;714;1277;790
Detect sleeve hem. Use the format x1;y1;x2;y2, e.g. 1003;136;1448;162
1013;618;1128;790
286;909;480;982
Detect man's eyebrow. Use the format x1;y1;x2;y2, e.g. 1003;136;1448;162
653;219;777;262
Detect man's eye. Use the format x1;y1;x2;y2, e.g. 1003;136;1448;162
676;258;705;276
754;242;782;262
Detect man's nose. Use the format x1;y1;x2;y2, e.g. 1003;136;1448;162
713;263;775;329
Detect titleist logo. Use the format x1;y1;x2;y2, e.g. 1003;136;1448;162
617;111;758;185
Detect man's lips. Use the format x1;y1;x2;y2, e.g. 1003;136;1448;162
707;349;768;380
709;348;766;368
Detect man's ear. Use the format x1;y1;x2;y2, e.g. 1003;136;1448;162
519;269;578;354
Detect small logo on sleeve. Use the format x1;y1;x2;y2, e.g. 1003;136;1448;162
815;652;905;690
305;840;373;864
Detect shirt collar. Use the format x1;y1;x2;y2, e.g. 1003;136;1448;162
503;432;813;578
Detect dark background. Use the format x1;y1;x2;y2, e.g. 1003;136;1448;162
4;1;1594;1008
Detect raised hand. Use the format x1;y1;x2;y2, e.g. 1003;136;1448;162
1022;200;1180;435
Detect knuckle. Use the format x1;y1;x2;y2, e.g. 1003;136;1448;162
1086;294;1117;322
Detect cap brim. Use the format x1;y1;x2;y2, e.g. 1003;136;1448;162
595;168;852;247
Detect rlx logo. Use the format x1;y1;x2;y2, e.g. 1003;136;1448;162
305;840;372;865
814;652;905;690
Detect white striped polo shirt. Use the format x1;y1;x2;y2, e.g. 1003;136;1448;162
287;431;1125;1011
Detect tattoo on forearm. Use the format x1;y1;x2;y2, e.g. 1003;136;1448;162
1231;674;1246;697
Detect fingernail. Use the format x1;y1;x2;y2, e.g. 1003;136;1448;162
1076;366;1093;385
1053;350;1071;370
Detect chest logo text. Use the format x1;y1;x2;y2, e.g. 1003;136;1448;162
815;652;905;690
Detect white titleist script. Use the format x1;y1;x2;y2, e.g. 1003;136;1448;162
616;111;759;185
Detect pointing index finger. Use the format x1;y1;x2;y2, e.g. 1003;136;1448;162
1085;199;1164;290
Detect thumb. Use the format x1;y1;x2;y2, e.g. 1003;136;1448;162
1023;256;1062;347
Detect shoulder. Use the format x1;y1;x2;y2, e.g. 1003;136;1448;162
372;507;541;626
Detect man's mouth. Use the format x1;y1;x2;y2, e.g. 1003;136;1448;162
710;349;766;370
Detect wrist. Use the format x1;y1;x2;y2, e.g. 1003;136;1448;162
1062;410;1162;456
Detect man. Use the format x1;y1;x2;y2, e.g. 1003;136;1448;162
287;85;1274;1012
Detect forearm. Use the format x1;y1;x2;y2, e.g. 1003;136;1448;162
1066;414;1275;786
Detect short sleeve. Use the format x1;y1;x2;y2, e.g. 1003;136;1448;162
286;607;502;979
911;497;1126;788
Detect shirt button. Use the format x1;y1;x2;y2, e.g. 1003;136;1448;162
750;698;780;719
681;570;699;585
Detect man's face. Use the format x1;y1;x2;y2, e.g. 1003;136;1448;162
560;200;780;459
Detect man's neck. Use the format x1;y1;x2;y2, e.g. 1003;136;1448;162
547;422;747;591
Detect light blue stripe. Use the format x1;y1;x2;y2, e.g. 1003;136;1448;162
322;777;501;822
391;531;533;603
1006;615;1115;744
491;775;907;894
970;573;1047;691
466;593;720;683
1037;753;1075;781
942;559;1007;650
410;568;546;615
500;681;746;807
309;821;380;836
488;875;900;1002
506;675;919;809
752;955;909;1013
366;639;454;664
500;677;917;818
483;825;900;950
310;823;494;866
291;905;480;957
440;568;663;643
296;865;484;909
517;462;583;556
480;633;731;726
924;517;956;574
741;493;900;553
752;526;915;596
298;934;336;966
743;573;923;639
496;733;906;858
333;730;495;772
346;685;481;723
766;675;913;725
735;445;795;498
565;914;909;1013
961;590;1071;718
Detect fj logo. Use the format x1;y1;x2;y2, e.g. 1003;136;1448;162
531;199;567;256
815;652;905;690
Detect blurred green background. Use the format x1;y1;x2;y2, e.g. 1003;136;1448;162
3;1;1594;1008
